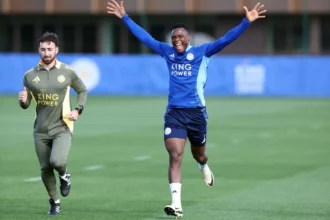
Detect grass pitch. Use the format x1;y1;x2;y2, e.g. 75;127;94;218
0;96;329;220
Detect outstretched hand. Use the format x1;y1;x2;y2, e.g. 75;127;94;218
244;2;267;22
107;0;126;19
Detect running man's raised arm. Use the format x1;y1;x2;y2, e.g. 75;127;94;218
107;0;169;56
122;15;168;55
204;2;267;57
204;19;251;57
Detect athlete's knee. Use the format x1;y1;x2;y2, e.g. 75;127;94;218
50;158;65;170
40;164;52;175
168;150;184;163
192;153;208;164
165;138;185;164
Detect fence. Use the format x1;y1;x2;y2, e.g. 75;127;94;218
1;54;329;97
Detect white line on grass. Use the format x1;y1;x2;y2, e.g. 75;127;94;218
286;128;299;135
260;132;272;139
230;138;241;145
23;177;41;182
83;165;103;171
311;124;322;130
134;155;151;161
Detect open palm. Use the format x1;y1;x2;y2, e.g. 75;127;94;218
107;0;126;19
244;2;267;22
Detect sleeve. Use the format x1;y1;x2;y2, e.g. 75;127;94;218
19;75;32;109
69;69;87;114
122;14;170;56
204;18;251;57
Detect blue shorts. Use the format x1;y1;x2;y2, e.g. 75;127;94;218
164;107;208;147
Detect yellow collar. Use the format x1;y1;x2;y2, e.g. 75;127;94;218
38;59;61;70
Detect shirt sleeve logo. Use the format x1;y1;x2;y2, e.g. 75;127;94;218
57;75;65;83
186;53;194;61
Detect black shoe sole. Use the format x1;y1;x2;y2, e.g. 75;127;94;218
164;207;183;217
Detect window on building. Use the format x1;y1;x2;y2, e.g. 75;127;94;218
150;24;165;42
42;24;55;33
21;24;35;52
292;24;303;50
271;16;308;54
272;18;304;54
273;23;287;52
128;33;140;54
82;24;97;53
63;24;75;53
4;24;13;52
113;23;121;54
321;17;330;53
195;24;214;36
127;17;141;54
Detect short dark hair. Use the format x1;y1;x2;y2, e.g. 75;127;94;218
38;32;59;47
171;23;190;33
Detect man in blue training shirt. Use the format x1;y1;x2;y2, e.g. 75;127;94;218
107;0;266;217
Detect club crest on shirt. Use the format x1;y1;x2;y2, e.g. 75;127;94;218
57;75;65;83
186;53;194;61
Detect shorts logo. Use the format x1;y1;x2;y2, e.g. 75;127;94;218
201;135;206;144
57;75;65;83
186;53;194;61
164;127;172;135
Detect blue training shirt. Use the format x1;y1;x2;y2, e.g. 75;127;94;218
122;14;251;109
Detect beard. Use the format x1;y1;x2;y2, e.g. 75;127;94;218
41;56;55;65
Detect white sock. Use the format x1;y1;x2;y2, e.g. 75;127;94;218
60;174;66;179
60;169;68;179
198;163;209;172
54;199;60;204
169;183;182;208
60;171;69;180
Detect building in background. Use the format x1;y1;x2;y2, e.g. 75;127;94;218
0;0;329;55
